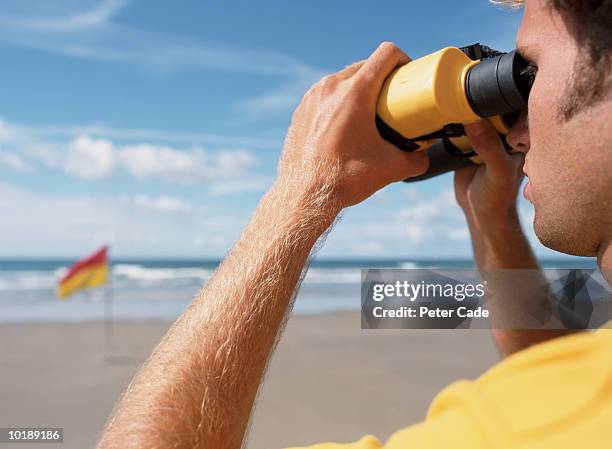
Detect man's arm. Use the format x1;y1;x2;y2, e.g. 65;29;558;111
96;42;428;449
99;181;336;449
455;119;574;358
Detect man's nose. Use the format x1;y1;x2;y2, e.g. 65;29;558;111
506;110;530;153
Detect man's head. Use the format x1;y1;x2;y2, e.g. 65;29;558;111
501;0;612;260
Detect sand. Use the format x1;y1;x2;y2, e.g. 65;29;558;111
0;312;499;449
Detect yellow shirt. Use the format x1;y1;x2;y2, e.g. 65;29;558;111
286;329;612;449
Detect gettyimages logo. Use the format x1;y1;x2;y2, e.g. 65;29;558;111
361;269;612;330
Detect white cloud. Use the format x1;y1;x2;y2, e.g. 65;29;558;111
132;194;193;214
0;184;246;258
0;0;128;31
397;188;465;244
0;179;582;260
0;1;322;77
9;121;279;151
209;177;272;196
118;144;256;184
319;188;471;258
448;226;470;241
349;241;385;256
0;122;262;186
0;119;12;140
2;118;279;151
0;152;31;172
234;70;324;118
211;150;258;178
0;1;326;119
403;223;427;242
320;185;574;259
63;135;115;179
119;144;197;182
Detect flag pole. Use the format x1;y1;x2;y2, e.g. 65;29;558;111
104;274;114;363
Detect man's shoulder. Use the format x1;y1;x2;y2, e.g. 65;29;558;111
429;330;612;444
284;331;612;449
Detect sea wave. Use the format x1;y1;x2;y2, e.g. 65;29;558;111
0;264;375;292
0;269;66;291
0;265;209;291
113;264;213;283
398;262;418;269
303;268;361;284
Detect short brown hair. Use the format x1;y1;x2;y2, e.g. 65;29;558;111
493;0;612;120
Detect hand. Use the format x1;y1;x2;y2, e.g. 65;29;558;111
454;119;525;224
278;42;429;211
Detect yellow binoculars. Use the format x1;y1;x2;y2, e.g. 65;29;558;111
376;43;533;181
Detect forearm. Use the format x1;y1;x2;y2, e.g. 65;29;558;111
97;179;339;449
464;206;537;270
97;41;428;449
463;207;573;357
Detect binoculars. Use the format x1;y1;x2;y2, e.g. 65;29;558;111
376;43;534;182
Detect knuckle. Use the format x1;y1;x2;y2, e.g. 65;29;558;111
305;78;321;95
347;76;369;98
315;74;337;94
345;61;361;72
321;74;334;86
378;41;399;55
301;86;315;103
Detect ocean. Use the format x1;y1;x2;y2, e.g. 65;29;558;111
0;258;598;323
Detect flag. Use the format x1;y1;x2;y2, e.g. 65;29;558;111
57;246;109;299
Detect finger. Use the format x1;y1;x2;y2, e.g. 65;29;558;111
384;145;429;182
454;164;478;190
464;120;513;177
508;152;526;179
508;151;525;167
454;165;479;207
336;60;366;80
357;42;410;96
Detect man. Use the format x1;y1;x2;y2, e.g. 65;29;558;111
97;0;612;448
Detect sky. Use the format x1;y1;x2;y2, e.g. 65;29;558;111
0;0;580;260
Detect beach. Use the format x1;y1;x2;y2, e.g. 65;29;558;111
0;312;499;449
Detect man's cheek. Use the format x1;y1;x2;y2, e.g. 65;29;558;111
527;85;556;155
524;126;548;197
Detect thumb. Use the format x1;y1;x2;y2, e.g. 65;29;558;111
385;145;429;182
464;120;513;178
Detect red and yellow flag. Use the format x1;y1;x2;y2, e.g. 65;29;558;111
57;246;109;299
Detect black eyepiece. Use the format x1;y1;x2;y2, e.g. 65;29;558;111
465;50;533;117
